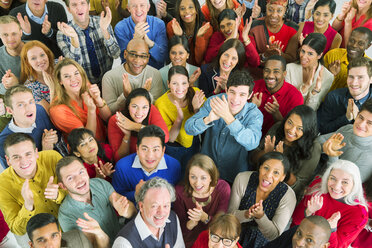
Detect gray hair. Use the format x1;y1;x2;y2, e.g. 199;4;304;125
320;160;367;208
135;177;176;205
128;0;150;6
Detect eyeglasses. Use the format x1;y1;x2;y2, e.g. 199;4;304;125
127;51;150;60
210;233;236;247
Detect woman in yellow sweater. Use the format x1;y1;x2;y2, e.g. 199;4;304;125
155;65;205;175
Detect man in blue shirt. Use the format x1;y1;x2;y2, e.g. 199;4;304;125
185;69;263;183
114;0;167;69
112;125;181;203
317;57;372;134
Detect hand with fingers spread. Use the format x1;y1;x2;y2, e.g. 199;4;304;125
204;109;220;125
133;22;150;40
41;15;51;35
187;201;204;223
17;13;31;34
21;179;34;211
234;3;246;20
111;192;132;217
122;73;132;98
171;19;183;36
264;96;280;118
42;129;58;150
328;60;341;76
57;22;78;39
94;163;107;179
189;68;201;86
192;90;205;113
265;38;284;57
2;69;19;89
242;17;253;45
143;77;152;91
213;74;228;94
264;135;276;153
275;141;284;153
98;160;115;177
227;17;240;40
306;194;323;216
251;92;263;107
82;92;96;113
210;95;235;124
76;213;105;235
156;0;167;19
44;176;59;200
346;99;359;121
196;22;211;37
100;7;112;32
327;211;341;229
251;0;261;19
345;7;357;24
323;133;346;157
248;200;264;219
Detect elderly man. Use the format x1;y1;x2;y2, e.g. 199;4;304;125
113;177;185;248
114;0;167;69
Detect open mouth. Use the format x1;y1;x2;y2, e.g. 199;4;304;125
194;185;204;191
77;182;87;190
261;179;272;187
26;113;34;118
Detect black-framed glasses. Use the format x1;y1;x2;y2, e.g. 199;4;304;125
210;233;236;246
127;51;149;60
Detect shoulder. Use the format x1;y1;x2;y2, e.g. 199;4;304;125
251;19;266;29
324;48;346;60
47;1;65;10
9;4;26;15
116;153;137;169
286;63;300;71
234;171;254;186
148;16;165;27
62;229;93;248
37;150;62;164
164;154;181;167
283;20;299;31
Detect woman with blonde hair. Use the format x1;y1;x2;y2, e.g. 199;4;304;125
49;58;111;142
20;40;55;110
173;153;230;247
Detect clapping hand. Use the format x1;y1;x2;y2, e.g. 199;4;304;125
346;99;359;121
323;133;346;157
171;19;183;36
328;211;341;229
329;60;341;76
42;129;58;150
251;92;263;107
191;90;205;113
41;15;51;35
2;69;19;89
122;73;132;97
264;135;276;153
251;0;261;19
134;22;150;39
306;194;323;216
247;200;264;219
17;13;31;34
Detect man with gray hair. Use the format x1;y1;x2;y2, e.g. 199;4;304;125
112;177;185;248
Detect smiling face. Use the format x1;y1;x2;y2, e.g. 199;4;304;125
169;44;189;67
356;0;372;10
67;0;90;28
59;64;83;95
189;166;212;196
136;136;165;173
5;140;38;179
219;47;239;74
284;113;304;143
300;45;322;68
263;59;286;93
226;85;250;115
128;96;150;123
27;46;49;73
313;5;333;31
59;160;90;199
27;0;47;16
347;66;372;100
0;0;13;9
210;0;226;11
74;133;98;162
168;73;189;101
266;3;286;27
139;187;171;233
124;40;150;76
292;219;329;248
29;223;62;248
258;159;285;193
0;22;23;52
6;91;37;128
347;31;371;60
128;0;150;24
327;168;354;200
219;18;236;39
353;110;372;137
179;0;197;24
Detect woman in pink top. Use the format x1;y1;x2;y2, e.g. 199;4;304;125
108;88;169;162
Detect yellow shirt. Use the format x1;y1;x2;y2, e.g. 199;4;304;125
324;48;370;92
89;0;128;28
0;150;65;235
155;87;201;148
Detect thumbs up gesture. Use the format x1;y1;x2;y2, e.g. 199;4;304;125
44;176;59;200
252;0;261;19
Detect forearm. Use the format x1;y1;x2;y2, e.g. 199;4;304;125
168;119;183;142
97;105;111;122
343;23;352;49
115;136;130;161
85;111;97;136
332;17;344;31
93;232;110;248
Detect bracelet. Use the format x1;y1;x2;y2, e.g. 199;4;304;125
203;215;210;224
97;100;107;108
312;88;320;94
244;39;251;46
336;15;344;22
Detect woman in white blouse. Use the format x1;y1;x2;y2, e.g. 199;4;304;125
285;33;334;111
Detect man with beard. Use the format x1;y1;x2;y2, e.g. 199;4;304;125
251;55;303;135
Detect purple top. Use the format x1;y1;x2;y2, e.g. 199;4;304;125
173;179;231;248
302;22;337;54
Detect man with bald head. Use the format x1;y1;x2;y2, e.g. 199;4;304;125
102;38;164;113
264;215;331;248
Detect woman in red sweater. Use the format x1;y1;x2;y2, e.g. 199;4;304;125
292;159;368;248
108;88;169;162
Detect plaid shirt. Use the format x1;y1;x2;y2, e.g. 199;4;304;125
57;16;120;84
286;0;310;23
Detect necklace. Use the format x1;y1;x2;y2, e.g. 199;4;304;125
192;194;212;207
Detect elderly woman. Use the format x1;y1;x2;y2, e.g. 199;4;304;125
285;33;334;110
192;213;243;248
292;160;368;248
228;151;296;247
173;154;230;247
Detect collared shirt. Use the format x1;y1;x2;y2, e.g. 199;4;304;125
56;16;120;85
317;86;372;134
132;155;167;177
287;0;310;23
8;118;37;133
0;150;64;235
25;3;52;37
252;79;304;135
185;93;263;183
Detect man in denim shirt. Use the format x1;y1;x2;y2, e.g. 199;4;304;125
185;70;263;183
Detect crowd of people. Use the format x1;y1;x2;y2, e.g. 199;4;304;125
0;0;371;247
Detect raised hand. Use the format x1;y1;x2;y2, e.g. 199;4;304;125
327;211;341;229
42;129;58;150
143;77;152;91
133;22;150;39
251;0;261;19
135;179;146;196
313;66;324;94
122;73;132;97
265;37;284;57
191;90;205;113
111;192;131;217
275;141;284;153
99;7;112;31
264;95;280;116
187;201;203;222
339;1;352;19
156;0;167;18
57;22;78;38
301;66;316;94
189;68;201;86
98;160;115;177
323;133;346;157
101;0;110;10
264;135;276;153
76;213;104;235
227;17;240;40
88;84;103;103
17;13;31;34
21;179;34;211
44;176;59;200
210;95;234;124
115;112;132;136
41;15;51;35
242;17;253;45
234;3;246;20
173;99;184;121
2;69;19;89
251;92;263;107
171;19;183;36
82;92;96;113
345;7;357;24
213;74;228;94
329;60;341;76
196;22;211;37
346;99;359;121
94;163;107;179
306;194;323;216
